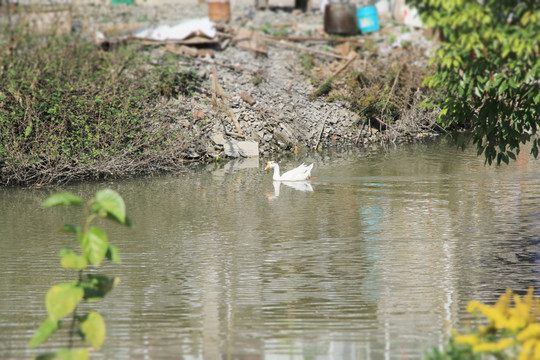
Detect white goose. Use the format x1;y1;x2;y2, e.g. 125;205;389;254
264;161;314;181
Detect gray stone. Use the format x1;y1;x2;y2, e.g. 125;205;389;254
210;133;226;145
223;139;259;158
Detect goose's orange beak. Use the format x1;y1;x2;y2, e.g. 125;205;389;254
264;162;270;170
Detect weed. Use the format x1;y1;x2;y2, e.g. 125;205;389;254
260;22;271;34
299;53;314;75
271;27;289;37
0;30;191;186
251;74;263;86
312;77;335;98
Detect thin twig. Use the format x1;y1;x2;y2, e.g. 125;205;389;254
265;38;346;60
331;52;358;78
315;118;327;148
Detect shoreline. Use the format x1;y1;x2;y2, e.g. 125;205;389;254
0;1;441;187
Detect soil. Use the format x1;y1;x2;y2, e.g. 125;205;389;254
74;1;440;160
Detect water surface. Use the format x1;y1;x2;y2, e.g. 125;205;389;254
2;140;540;359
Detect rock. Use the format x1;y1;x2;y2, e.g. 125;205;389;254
223;139;259;158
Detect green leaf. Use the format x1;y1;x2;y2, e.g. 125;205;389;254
42;193;83;208
56;348;89;360
59;224;81;234
25;125;32;137
106;244;121;264
498;81;508;95
28;318;58;348
534;91;540;104
94;189;126;224
32;353;56;360
81;274;120;302
59;249;88;270
45;283;84;322
532;143;539;159
81;226;108;265
80;311;106;349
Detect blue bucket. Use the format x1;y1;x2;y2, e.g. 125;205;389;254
357;5;379;33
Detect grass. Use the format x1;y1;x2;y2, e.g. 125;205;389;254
0;31;201;186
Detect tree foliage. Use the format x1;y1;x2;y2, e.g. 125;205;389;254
407;0;540;164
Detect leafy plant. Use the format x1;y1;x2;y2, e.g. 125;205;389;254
260;22;271;34
407;0;540;165
271;27;289;37
259;22;288;36
158;70;202;98
29;189;131;360
313;76;335;98
0;32;190;186
299;53;314;75
427;288;540;360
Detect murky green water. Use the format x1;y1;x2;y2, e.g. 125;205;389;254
2;140;540;359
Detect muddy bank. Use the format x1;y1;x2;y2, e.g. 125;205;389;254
0;1;441;186
87;1;439;156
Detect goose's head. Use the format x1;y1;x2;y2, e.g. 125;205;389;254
264;161;277;170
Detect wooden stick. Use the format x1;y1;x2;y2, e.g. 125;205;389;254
225;131;246;138
194;57;260;74
331;52;358;78
264;35;363;44
315;118;327;149
380;67;401;116
211;67;244;135
265;38;346;60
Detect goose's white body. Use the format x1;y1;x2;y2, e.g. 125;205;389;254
265;161;313;181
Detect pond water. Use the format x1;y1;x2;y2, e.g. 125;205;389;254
2;139;540;360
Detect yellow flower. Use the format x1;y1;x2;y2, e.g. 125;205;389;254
519;339;534;360
470;302;509;329
518;324;540;342
535;341;540;360
473;337;514;352
467;289;536;332
457;288;540;360
495;289;513;314
512;294;532;324
454;334;479;346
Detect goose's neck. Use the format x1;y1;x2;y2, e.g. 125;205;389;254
272;164;281;180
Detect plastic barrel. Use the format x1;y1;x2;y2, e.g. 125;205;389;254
357;5;379;33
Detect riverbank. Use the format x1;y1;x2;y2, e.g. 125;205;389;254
0;1;441;186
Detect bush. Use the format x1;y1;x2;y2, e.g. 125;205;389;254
0;32;200;186
407;0;540;165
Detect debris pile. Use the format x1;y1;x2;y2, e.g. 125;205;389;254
8;1;441;162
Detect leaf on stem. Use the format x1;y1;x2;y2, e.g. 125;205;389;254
80;311;106;349
56;348;89;360
81;226;108;265
58;224;81;234
41;193;83;208
32;353;56;360
28;318;58;348
93;189;127;225
45;283;84;322
106;244;121;264
81;274;120;302
59;249;88;270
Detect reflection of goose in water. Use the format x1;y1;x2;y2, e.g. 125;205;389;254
267;180;314;199
264;161;313;181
